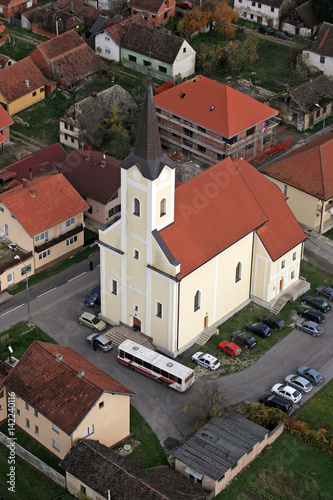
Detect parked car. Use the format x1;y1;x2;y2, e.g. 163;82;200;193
295;319;323;337
284;374;313;394
271;383;302;403
86;333;112;352
84;284;101;307
301;295;331;313
275;30;293;41
297;307;325;324
258;26;274;35
259;394;292;414
218;340;242;357
230;330;257;348
315;285;333;301
259;314;285;330
176;1;192;9
246;321;271;338
78;312;106;331
297;366;325;385
192;352;220;370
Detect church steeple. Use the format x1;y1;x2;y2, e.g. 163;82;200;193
120;76;175;180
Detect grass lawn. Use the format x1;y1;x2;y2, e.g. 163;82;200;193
0;37;35;61
294;380;333;437
0;444;72;500
217;432;333;500
323;227;333;241
0;324;56;361
120;405;168;469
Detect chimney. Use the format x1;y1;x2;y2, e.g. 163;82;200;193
29;188;36;198
100;160;106;167
84;153;90;161
29;168;32;180
25;79;30;87
77;369;85;378
71;0;74;12
22;178;28;187
55;354;63;362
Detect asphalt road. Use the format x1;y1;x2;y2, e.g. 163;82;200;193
0;254;332;451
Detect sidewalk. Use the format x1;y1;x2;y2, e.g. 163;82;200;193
301;224;333;276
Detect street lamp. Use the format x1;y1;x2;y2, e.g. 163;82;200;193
14;255;31;327
315;103;325;134
56;17;61;37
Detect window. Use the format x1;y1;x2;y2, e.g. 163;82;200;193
26;418;30;429
245;143;254;150
80;486;86;495
320;55;325;64
284;184;288;195
17;409;20;416
82;424;94;438
66;235;78;246
159;66;167;73
66;217;75;227
40;88;43;93
25;402;29;410
316;110;320;118
99;401;104;409
133;197;140;217
198;126;206;133
271;6;274;11
104;47;110;54
129;54;137;62
160;198;167;217
35;231;48;242
164;11;167;18
52;423;60;434
35;425;39;435
250;13;254;19
235;262;242;283
281;259;286;269
134;249;139;260
252;1;255;5
198;145;206;153
32;91;36;97
105;36;110;41
246;126;255;137
39;249;51;260
194;290;201;312
323;105;327;114
183;47;186;53
0;6;3;12
34;409;38;418
243;11;246;16
156;302;163;319
7;273;13;284
291;270;295;280
293;252;296;261
109;205;121;217
53;440;60;452
143;60;150;66
258;3;261;6
111;279;118;295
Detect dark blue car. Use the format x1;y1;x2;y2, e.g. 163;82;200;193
246;321;271;338
84;285;101;307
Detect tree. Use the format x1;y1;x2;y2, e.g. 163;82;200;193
179;6;210;39
196;43;224;76
183;382;223;434
209;0;238;39
311;0;333;24
222;34;259;74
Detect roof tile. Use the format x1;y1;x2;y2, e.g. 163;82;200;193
0;57;49;104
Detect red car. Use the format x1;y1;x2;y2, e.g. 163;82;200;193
177;1;193;9
218;340;242;357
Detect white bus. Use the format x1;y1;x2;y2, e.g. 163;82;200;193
117;339;195;392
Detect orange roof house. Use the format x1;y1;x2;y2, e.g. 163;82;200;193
3;341;135;459
0;105;13;151
0;174;89;289
29;30;103;89
0;57;49;115
129;0;175;26
262;131;333;234
0;0;37;20
154;75;279;166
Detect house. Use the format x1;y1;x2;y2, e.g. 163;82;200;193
3;341;135;459
59;84;137;150
154;75;279;166
29;30;102;90
60;150;121;226
261;131;333;234
0;105;14;152
269;75;333;131
0;54;14;69
281;0;318;37
0;173;88;290
0;0;37;20
0;143;68;191
95;17;195;81
62;439;208;499
22;0;102;38
234;0;283;28
98;79;307;358
0;361;11;424
0;57;49;115
129;0;175;26
173;410;284;496
303;22;333;76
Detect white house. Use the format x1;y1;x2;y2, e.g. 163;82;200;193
303;22;333;76
234;0;283;28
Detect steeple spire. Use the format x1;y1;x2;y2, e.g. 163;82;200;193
120;74;175;180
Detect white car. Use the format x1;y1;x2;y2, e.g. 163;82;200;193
191;352;220;370
284;374;313;394
271;383;302;403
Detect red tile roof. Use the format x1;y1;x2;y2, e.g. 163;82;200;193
60;150;120;205
154;75;278;138
105;14;148;45
160;157;305;277
0;361;11;391
0;57;49;104
0;173;89;236
129;0;165;12
3;342;134;435
34;30;102;82
0;143;68;184
0;103;13;129
262;131;333;201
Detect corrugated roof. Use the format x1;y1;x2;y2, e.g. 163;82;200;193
154;76;278;138
0;57;49;104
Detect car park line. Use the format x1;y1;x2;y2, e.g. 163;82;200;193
0;304;25;316
37;287;58;299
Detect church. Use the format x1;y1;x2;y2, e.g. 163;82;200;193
98;79;307;357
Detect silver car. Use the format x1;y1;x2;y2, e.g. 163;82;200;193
295;319;323;336
284;374;313;393
87;333;113;352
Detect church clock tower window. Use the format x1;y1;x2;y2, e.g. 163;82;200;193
160;198;167;217
133;197;141;217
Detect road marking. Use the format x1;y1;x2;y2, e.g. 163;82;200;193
1;304;25;316
68;272;87;282
37;287;57;298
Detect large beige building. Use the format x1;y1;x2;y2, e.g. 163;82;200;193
99;81;307;357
